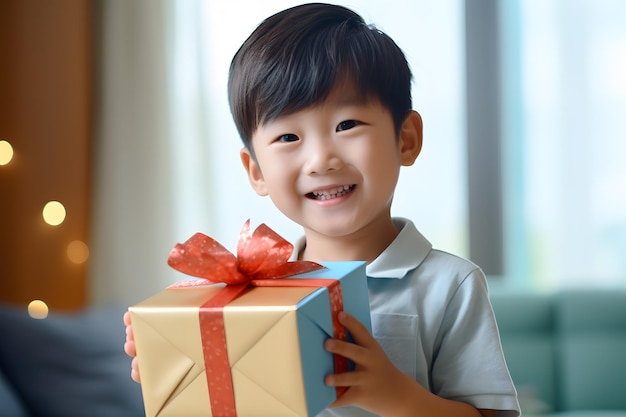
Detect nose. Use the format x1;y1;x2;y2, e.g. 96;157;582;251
302;138;344;174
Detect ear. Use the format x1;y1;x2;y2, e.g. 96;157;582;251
240;147;269;196
398;110;423;166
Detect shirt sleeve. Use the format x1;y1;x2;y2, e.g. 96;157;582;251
430;269;521;417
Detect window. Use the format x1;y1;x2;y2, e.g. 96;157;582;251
494;0;626;288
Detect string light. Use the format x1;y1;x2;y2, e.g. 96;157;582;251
28;300;49;319
67;240;89;264
42;201;66;226
0;140;14;165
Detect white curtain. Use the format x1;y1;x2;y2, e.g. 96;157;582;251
506;0;626;288
89;0;214;305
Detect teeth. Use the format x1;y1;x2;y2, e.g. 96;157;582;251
312;185;353;200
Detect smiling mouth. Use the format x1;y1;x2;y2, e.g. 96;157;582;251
306;185;356;200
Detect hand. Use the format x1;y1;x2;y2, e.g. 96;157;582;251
123;311;141;383
324;311;415;416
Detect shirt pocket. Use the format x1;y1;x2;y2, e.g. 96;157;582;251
371;313;419;378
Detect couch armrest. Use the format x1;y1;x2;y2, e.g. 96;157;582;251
0;304;144;417
557;290;626;411
0;367;29;417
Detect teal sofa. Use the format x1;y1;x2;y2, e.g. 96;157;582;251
490;289;626;416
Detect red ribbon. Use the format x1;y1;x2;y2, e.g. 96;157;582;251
168;220;347;416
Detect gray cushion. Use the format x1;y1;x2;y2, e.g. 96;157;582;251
0;368;29;417
0;304;144;417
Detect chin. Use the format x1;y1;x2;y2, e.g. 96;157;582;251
306;220;363;239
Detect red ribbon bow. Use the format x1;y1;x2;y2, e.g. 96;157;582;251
166;220;346;417
167;219;324;283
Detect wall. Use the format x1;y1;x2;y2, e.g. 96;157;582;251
0;0;92;310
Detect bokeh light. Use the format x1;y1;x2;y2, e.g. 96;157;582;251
28;300;49;319
67;240;89;264
42;201;66;226
0;140;14;165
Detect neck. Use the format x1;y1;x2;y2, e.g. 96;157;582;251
299;216;399;264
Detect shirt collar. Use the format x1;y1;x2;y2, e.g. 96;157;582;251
291;217;432;279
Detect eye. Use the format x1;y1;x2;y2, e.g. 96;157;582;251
336;120;360;132
276;133;299;143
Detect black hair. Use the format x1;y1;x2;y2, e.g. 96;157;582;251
228;2;413;150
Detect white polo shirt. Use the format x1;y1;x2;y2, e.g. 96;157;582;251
298;217;520;417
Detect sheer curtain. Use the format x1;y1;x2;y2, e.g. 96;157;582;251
90;0;214;305
89;0;465;305
502;0;626;289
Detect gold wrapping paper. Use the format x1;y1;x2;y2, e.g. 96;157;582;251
130;284;323;417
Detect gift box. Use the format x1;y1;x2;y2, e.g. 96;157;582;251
128;222;371;417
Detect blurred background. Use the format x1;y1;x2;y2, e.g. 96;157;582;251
1;0;625;311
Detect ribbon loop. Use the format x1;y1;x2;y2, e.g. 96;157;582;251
168;219;323;284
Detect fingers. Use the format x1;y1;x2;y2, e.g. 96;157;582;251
325;311;377;366
124;316;136;357
324;311;379;388
324;312;412;415
337;312;376;347
123;311;141;383
124;339;136;357
324;312;388;383
123;311;132;326
325;368;366;387
131;356;141;383
325;337;367;368
125;321;134;341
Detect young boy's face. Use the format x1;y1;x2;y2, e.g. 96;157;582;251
240;84;422;240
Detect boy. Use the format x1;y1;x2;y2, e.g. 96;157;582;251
125;3;520;416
